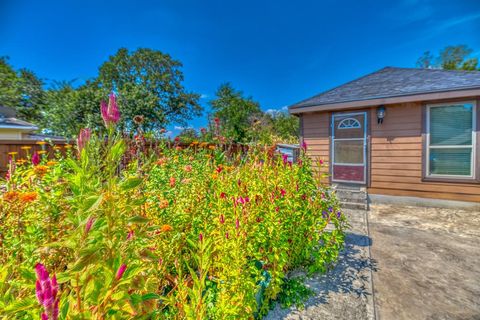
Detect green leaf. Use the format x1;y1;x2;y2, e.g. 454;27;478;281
120;177;143;191
142;293;160;301
129;216;149;224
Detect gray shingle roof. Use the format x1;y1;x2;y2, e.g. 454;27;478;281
289;67;480;109
0;106;38;130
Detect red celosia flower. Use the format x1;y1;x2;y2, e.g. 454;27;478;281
116;264;127;281
220;192;226;199
319;159;324;165
199;233;203;242
219;214;225;224
301;140;307;152
282;154;288;165
225;232;229;239
32;152;40;166
200;127;207;134
214;117;220;124
174;137;180;142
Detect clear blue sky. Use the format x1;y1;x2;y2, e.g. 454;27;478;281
1;0;480;134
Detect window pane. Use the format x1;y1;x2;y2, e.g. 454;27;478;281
429;148;472;176
430;104;473;146
334;140;364;164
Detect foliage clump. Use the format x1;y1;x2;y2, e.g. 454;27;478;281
0;96;345;319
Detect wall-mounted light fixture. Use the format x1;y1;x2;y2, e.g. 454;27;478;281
377;105;386;124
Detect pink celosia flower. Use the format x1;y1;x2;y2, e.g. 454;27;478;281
301;140;307;152
101;92;121;127
77;128;91;153
219;214;225;224
32;152;40;166
319;159;324;165
85;217;94;235
282;154;288;165
116;264;127;281
127;229;134;240
199;233;203;242
35;263;59;320
235;218;240;230
280;189;286;197
225;232;229;239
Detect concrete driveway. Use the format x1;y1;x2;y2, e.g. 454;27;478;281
265;204;480;320
369;204;480;320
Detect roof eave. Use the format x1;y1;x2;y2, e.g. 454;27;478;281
0;124;38;130
289;87;480;114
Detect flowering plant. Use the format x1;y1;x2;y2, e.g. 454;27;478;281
0;94;346;319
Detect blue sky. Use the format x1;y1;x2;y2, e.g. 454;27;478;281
1;0;480;135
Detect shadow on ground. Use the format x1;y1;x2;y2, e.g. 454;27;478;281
265;231;376;320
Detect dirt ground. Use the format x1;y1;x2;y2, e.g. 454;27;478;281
369;204;480;320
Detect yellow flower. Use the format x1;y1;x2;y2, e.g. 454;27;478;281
34;165;48;176
37;150;47;155
53;146;61;150
16;159;27;165
36;141;47;145
192;141;199;145
46;161;57;166
208;145;216;150
64;144;73;149
20;146;32;150
7;152;18;156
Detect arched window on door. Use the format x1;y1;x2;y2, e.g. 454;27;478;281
338;118;361;129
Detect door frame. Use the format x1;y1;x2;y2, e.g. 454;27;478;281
331;111;368;184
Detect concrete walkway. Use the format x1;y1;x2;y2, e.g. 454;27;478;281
265;209;376;320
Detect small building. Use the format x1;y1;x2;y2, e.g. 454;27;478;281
0;106;64;142
289;67;480;205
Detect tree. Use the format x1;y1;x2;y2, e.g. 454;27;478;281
210;83;262;143
0;57;45;122
416;45;479;70
94;48;202;132
268;110;299;142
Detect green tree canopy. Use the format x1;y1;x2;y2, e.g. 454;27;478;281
210;83;262;143
416;45;479;70
0;57;45;122
94;48;202;132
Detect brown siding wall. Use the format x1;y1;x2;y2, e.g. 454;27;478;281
369;102;480;202
302;101;480;203
302;112;330;183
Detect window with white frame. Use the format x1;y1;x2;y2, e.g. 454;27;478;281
427;102;476;178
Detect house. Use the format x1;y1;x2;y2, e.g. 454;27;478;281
289;67;480;206
0;106;64;141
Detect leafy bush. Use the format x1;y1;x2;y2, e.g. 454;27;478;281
0;96;346;319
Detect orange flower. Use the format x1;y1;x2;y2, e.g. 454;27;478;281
175;146;182;151
34;165;49;176
3;191;19;202
159;199;169;209
64;144;72;149
53;146;61;150
208;145;215;150
184;165;192;172
181;178;191;184
212;173;218;180
46;161;57;166
16;159;27;165
156;157;167;166
20;192;38;203
169;177;176;187
160;224;173;232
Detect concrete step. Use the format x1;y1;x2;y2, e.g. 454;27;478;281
335;189;368;202
340;201;368;210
